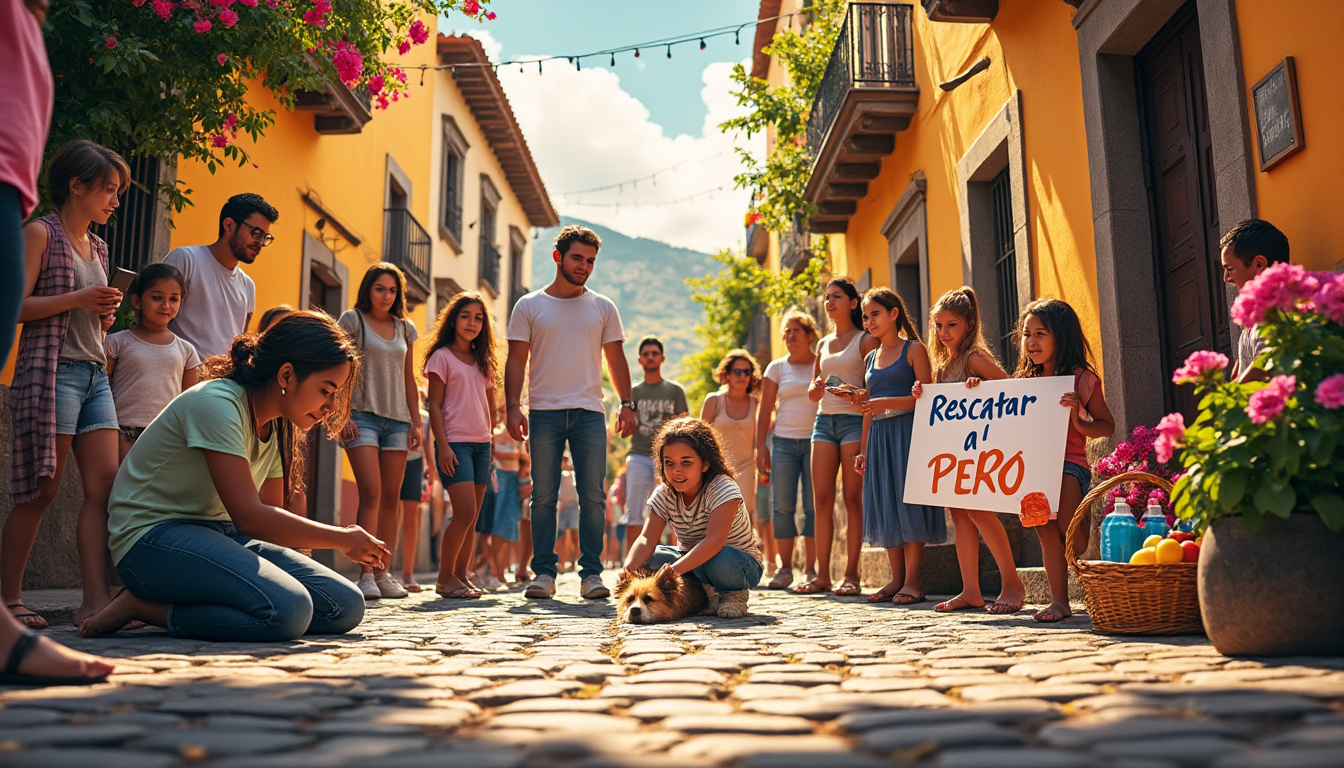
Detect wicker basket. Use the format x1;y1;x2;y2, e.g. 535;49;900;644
1066;470;1203;635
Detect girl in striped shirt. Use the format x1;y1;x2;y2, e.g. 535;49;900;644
622;417;763;618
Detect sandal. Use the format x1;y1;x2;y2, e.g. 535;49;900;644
792;579;830;595
403;579;423;593
0;629;109;687
866;585;902;603
767;571;795;590
436;585;481;599
987;599;1023;614
890;591;926;606
934;596;985;612
834;580;862;596
7;603;48;630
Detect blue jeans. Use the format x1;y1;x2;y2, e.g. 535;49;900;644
643;544;763;593
529;408;607;580
771;437;815;540
117;520;365;642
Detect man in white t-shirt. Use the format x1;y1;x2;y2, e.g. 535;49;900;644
163;192;277;360
506;225;636;600
1219;218;1290;384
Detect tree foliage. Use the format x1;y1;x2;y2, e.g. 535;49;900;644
719;0;847;233
681;248;828;408
45;0;492;211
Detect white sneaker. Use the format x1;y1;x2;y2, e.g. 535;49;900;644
524;575;556;599
581;575;610;600
374;571;408;599
358;573;381;601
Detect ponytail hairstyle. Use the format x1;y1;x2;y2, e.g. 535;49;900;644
652;417;736;485
861;287;922;345
928;286;999;380
826;278;864;332
422;291;499;382
202;311;360;496
1011;298;1094;379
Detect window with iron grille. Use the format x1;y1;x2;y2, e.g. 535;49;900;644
990;167;1019;369
439;118;468;242
92;153;161;274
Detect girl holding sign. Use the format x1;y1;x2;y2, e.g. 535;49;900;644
1012;299;1114;623
914;287;1026;614
852;288;945;605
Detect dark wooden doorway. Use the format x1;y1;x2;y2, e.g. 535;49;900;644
1136;3;1230;420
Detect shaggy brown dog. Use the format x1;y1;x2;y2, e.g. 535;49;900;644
615;568;709;624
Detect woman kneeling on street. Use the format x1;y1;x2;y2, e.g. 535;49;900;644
79;311;389;641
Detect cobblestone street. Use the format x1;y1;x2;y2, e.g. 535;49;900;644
3;574;1343;768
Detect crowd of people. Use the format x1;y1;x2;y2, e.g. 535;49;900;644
0;0;1298;685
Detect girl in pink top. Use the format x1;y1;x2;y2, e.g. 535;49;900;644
1012;299;1115;623
424;291;498;599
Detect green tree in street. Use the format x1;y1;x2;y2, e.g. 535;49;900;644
44;0;493;212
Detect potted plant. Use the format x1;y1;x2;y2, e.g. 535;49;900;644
1161;263;1344;655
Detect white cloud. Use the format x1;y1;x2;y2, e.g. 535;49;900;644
462;29;503;62
488;58;765;253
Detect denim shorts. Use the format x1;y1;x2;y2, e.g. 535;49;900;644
55;360;119;436
1064;460;1092;496
400;456;424;501
439;441;491;487
811;412;863;446
342;410;410;451
558;501;580;531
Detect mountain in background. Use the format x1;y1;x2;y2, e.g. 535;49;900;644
534;217;720;378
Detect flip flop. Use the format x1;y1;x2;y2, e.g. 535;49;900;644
0;629;109;687
987;599;1023;614
890;591;926;606
6;603;48;630
403;580;423;593
934;596;986;613
866;585;901;603
792;580;830;595
834;581;862;596
436;585;481;599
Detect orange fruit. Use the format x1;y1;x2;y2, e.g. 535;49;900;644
1155;538;1184;564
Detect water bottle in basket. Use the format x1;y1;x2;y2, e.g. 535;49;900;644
1100;498;1140;563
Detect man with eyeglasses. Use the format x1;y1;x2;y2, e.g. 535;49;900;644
163;192;278;359
622;336;687;555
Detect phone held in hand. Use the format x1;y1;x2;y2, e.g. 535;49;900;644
109;268;136;294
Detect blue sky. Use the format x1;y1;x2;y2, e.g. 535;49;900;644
440;0;767;251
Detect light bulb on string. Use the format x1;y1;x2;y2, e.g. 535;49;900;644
610;53;615;66
699;38;706;51
735;30;740;45
666;44;671;59
634;48;639;58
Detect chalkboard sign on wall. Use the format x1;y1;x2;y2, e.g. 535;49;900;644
1251;57;1304;172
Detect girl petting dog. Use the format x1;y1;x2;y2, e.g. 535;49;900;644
622;417;764;619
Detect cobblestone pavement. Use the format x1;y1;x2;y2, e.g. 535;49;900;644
3;573;1343;767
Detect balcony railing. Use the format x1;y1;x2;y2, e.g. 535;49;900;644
383;208;431;297
807;3;916;153
479;242;502;295
802;3;917;233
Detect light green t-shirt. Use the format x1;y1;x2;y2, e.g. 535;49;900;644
108;378;284;564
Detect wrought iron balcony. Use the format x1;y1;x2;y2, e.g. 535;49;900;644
383;208;431;300
804;3;918;234
479;242;502;295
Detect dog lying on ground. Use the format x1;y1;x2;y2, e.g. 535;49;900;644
615;568;709;624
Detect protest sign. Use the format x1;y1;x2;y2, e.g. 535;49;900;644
902;376;1075;517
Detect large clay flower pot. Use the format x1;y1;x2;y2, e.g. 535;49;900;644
1199;514;1344;656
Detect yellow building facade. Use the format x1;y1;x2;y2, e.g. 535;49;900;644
757;0;1343;435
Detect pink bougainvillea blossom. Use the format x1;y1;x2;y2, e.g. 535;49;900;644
264;0;278;7
486;11;496;20
224;113;238;134
331;41;363;86
1315;373;1344;409
209;0;233;7
1172;350;1229;384
392;67;407;83
397;40;411;55
238;0;258;6
217;53;228;65
194;19;212;34
105;37;118;49
367;75;385;94
1246;375;1297;425
219;9;238;26
409;19;429;45
1315;273;1344;325
1153;412;1185;464
303;0;331;26
211;134;229;148
463;0;481;15
152;0;175;19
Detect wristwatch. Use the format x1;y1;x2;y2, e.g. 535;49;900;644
620;400;636;411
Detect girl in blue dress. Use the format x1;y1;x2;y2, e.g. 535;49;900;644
852;288;945;605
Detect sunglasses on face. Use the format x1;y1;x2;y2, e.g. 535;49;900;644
729;368;752;377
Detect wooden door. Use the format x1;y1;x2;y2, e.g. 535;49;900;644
1137;4;1229;420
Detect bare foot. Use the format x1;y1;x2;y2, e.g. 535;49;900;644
988;582;1026;614
78;589;153;638
0;629;115;681
935;593;986;612
794;578;832;595
1033;602;1073;623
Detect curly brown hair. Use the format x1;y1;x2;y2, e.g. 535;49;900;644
652;417;736;485
712;348;762;395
